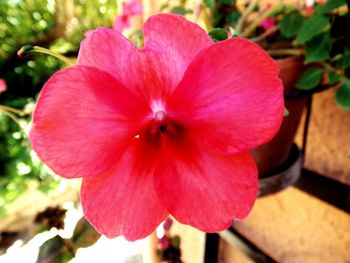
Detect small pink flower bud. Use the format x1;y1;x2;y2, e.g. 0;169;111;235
0;79;7;93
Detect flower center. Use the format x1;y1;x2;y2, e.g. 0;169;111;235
154;110;167;133
143;109;185;145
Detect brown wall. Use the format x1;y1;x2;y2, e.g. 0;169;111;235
296;89;350;185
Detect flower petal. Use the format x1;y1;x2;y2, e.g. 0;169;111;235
77;27;172;103
167;38;284;153
78;15;213;102
30;65;149;178
154;146;258;232
77;28;144;96
81;138;168;241
143;13;213;90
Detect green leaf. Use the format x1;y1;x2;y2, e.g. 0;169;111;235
208;28;228;42
170;6;188;15
226;11;241;24
296;68;325;90
72;217;101;249
305;32;332;63
278;12;303;38
337;51;350;68
315;0;347;14
160;3;169;11
220;0;234;4
296;15;329;44
329;71;341;86
203;0;215;8
335;80;350;110
37;235;74;263
172;235;181;247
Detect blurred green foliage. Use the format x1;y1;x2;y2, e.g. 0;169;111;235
0;0;118;217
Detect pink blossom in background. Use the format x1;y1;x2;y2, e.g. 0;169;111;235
163;218;173;232
113;0;143;32
305;0;315;14
30;14;284;241
259;18;276;31
306;0;315;7
0;79;7;93
305;0;327;15
158;236;170;250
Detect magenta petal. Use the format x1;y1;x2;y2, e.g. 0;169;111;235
154;150;258;232
168;38;284;153
77;28;144;96
30;66;149;178
143;13;213;90
81;139;168;241
78;15;213;102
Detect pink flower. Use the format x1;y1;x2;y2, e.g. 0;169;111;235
113;0;143;32
29;14;284;241
305;0;315;15
158;236;170;250
163;218;173;232
0;79;7;93
259;18;276;31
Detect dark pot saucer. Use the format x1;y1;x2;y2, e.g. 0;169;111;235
258;144;303;197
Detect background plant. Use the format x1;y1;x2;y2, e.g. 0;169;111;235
201;0;350;109
0;0;117;216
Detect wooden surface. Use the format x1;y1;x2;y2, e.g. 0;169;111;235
233;187;350;262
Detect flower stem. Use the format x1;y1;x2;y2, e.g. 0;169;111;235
0;109;22;127
33;46;74;65
251;26;278;42
18;45;74;66
235;0;258;35
322;62;344;76
242;3;285;37
0;105;27;116
267;49;304;57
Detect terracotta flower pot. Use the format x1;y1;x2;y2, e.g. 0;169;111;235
251;56;306;195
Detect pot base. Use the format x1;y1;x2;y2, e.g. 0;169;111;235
258;144;302;197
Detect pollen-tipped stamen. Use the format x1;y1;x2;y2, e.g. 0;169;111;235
17;45;74;65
